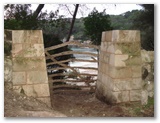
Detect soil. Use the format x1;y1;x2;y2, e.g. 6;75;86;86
51;91;154;117
4;87;154;117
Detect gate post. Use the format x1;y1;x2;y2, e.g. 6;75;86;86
11;30;51;107
96;30;142;104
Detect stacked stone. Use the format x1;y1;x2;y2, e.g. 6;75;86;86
10;30;51;107
96;30;142;104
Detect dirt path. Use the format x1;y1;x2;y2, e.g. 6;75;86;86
4;88;154;117
51;92;154;117
4;88;66;117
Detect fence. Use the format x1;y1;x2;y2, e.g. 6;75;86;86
45;41;99;94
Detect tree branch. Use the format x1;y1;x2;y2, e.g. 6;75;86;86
66;4;79;42
33;4;44;18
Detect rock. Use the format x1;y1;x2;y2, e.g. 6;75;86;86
141;90;148;105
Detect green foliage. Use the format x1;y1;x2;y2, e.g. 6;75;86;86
4;4;38;29
110;6;154;51
110;10;141;30
132;4;154;50
84;8;113;45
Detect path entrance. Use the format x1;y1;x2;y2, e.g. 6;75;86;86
45;41;99;94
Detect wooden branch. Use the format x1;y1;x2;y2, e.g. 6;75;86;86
46;51;98;60
51;89;95;93
48;66;98;71
51;85;96;89
48;73;97;78
66;4;79;42
45;41;99;51
49;79;96;83
45;50;84;79
33;4;44;18
46;58;97;66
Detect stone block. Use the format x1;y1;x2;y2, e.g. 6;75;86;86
121;91;130;102
12;72;26;85
103;53;109;63
101;62;108;74
12;44;23;57
105;31;112;42
13;85;22;93
100;42;108;51
115;42;141;56
27;71;48;84
33;84;50;97
29;30;43;44
113;91;130;103
106;43;114;53
108;66;132;79
108;54;129;67
112;30;140;42
22;44;45;57
101;73;108;85
141;90;148;105
141;50;154;63
12;30;43;44
12;57;46;71
130;90;141;101
22;85;37;97
4;57;12;83
131;66;142;77
37;97;51;107
97;72;101;81
125;56;142;66
12;30;25;43
101;32;106;42
113;78;132;91
96;83;117;104
130;78;142;90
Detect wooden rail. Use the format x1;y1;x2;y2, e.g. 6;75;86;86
45;41;98;93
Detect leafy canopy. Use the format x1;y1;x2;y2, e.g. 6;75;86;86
84;8;112;45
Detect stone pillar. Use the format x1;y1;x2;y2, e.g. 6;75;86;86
11;30;51;107
96;30;142;104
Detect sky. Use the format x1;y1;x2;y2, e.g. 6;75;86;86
31;4;143;18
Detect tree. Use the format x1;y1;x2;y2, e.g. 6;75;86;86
4;4;44;29
132;4;154;50
66;4;79;42
84;8;113;45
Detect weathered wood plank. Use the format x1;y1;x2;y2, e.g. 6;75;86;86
45;51;98;60
45;41;99;51
51;85;95;89
51;89;95;94
48;66;98;71
46;58;97;66
45;50;84;79
48;73;97;78
49;79;96;83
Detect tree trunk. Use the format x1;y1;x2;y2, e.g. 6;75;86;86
66;4;79;42
33;4;44;18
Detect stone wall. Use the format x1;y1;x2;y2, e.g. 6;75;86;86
141;50;154;105
5;30;51;107
4;30;13;89
4;56;12;89
96;30;142;104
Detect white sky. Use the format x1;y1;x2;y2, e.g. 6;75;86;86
31;4;143;18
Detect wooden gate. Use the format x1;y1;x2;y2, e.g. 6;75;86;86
45;41;99;94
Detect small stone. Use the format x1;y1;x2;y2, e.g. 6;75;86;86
13;98;16;102
69;109;73;113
